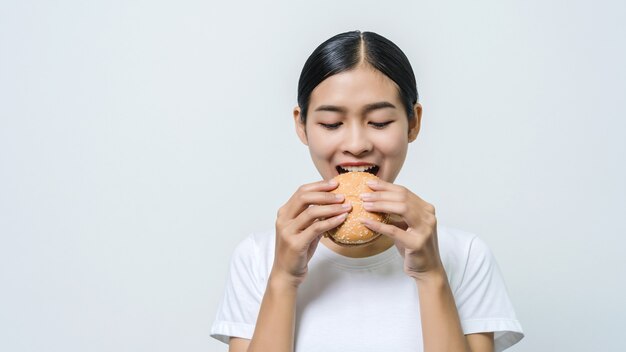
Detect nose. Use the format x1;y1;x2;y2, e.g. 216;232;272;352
342;123;373;156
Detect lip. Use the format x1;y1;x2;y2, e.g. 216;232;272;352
337;162;378;167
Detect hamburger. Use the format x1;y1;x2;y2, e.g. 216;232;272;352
324;171;390;246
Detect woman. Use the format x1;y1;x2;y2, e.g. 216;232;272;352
211;30;524;352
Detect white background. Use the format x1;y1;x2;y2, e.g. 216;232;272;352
1;0;625;351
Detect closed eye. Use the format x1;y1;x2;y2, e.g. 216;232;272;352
370;121;393;129
319;121;393;130
320;122;342;130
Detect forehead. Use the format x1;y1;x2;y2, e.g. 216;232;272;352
308;65;402;110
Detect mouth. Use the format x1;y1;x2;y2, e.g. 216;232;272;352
336;164;380;176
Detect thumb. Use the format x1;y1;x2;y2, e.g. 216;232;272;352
387;214;409;231
307;233;324;261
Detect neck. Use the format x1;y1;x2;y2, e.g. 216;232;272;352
320;235;395;258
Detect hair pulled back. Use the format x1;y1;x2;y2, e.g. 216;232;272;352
297;30;419;124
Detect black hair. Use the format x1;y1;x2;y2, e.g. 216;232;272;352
297;30;419;124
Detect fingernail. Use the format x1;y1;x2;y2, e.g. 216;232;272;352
328;180;338;186
363;202;373;209
366;180;377;186
360;193;372;200
341;202;352;209
335;193;344;200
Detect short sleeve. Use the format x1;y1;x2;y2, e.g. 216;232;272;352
454;236;524;351
210;235;265;344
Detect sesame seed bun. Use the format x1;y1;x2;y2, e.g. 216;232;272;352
324;171;390;246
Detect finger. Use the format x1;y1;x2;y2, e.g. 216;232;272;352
359;191;406;203
363;201;428;229
285;191;345;222
301;191;345;205
292;202;352;232
363;178;405;192
362;201;410;218
282;180;341;220
358;217;412;248
298;179;339;193
365;180;430;206
299;212;348;246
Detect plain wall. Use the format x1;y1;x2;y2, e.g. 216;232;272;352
1;0;625;351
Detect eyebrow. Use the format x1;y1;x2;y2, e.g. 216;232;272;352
313;101;397;115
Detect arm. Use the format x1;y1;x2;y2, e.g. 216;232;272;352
246;272;298;352
227;274;297;352
228;337;250;352
467;332;495;352
229;180;349;352
417;269;470;352
359;180;495;352
417;269;494;352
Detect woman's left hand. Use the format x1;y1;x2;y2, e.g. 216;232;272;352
359;178;444;281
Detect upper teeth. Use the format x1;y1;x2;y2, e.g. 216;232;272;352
340;165;376;172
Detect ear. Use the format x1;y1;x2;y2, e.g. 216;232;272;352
408;103;422;143
293;106;309;146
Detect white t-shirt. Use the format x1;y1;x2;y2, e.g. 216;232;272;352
211;225;524;351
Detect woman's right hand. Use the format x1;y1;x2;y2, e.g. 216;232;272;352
272;179;351;288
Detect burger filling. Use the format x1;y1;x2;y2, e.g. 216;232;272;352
336;165;379;176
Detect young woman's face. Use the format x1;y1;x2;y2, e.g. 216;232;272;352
294;64;422;183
